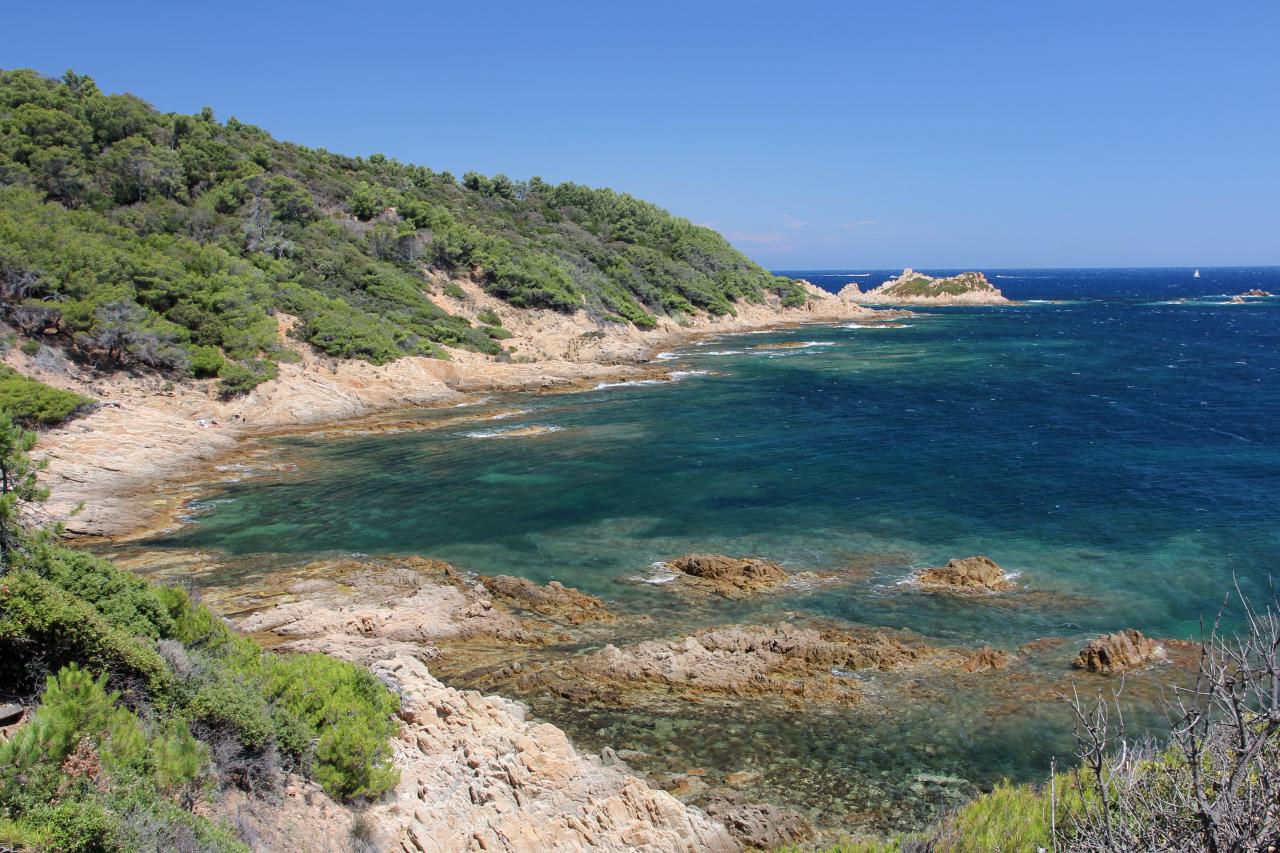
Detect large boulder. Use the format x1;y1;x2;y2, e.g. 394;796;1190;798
1072;629;1161;673
916;556;1013;592
666;554;788;596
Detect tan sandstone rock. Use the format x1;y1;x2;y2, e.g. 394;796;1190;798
916;556;1013;592
664;554;789;597
480;575;616;624
1072;629;1162;673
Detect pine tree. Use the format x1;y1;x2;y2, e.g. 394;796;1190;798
0;413;48;571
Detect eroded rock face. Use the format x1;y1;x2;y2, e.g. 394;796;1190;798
665;555;788;597
231;581;738;852
916;556;1013;592
357;656;739;853
1072;630;1162;673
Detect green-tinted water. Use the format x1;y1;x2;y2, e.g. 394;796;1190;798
116;269;1280;832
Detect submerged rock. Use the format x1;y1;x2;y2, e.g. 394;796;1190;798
665;554;788;597
916;556;1014;592
1072;629;1162;673
577;622;963;707
703;792;813;849
961;646;1014;672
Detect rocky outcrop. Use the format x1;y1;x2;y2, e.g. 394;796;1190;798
577;622;963;707
916;556;1014;593
480;575;616;625
840;269;1010;306
961;646;1014;672
664;555;789;597
234;557;623;665
1072;629;1162;673
360;656;738;853
1239;289;1273;297
231;578;738;852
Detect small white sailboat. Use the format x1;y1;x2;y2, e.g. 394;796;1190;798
1193;269;1201;278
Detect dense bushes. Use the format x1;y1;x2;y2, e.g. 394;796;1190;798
0;416;401;849
0;546;402;847
0;67;794;396
0;364;91;425
0;666;244;852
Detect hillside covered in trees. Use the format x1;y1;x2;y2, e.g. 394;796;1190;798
0;68;804;395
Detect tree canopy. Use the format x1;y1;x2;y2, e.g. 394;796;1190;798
0;68;804;395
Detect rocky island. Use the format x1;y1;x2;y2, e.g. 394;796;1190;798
840;269;1011;306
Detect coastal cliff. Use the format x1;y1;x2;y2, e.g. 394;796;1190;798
840;269;1010;306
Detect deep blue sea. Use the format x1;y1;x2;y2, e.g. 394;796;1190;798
122;266;1280;831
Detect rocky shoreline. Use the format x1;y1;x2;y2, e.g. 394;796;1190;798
21;279;882;539
35;284;1200;850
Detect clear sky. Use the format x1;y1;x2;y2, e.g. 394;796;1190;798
5;1;1278;268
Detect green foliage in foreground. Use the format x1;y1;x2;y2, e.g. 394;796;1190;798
0;666;241;853
0;364;92;426
778;774;1095;853
0;67;802;395
0;546;401;847
0;414;400;849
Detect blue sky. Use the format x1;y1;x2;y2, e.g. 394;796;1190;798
6;1;1278;268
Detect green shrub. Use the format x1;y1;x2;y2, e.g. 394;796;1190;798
41;546;175;639
264;652;400;799
0;365;92;426
0;664;235;853
0;569;171;694
476;308;501;326
20;338;41;356
188;344;225;378
442;281;467;299
216;359;276;397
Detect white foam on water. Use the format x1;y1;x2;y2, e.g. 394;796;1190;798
594;379;667;390
463;424;563;439
668;370;710;380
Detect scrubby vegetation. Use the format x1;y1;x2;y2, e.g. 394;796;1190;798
0;68;803;395
0;414;400;850
882;272;995;298
0;364;91;425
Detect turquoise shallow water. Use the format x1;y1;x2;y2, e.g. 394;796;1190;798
125;266;1280;830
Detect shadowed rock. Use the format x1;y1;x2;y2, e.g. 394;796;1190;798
917;555;1013;592
1072;629;1162;673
